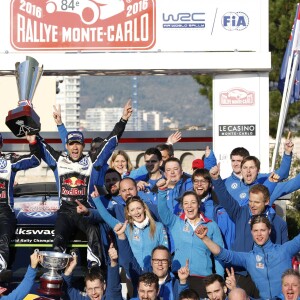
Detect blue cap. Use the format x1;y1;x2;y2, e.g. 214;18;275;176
0;133;2;145
66;131;84;144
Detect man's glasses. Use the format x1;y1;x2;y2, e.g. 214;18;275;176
145;160;158;163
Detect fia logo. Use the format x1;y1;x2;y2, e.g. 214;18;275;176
222;12;249;31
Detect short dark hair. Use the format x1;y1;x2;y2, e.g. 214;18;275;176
105;168;122;181
179;288;199;300
250;215;271;230
192;168;211;183
138;272;159;292
151;245;171;263
204;274;225;288
84;267;105;285
164;157;181;167
230;147;250;159
156;143;174;157
144;147;162;161
249;184;270;203
180;190;201;207
241;156;260;170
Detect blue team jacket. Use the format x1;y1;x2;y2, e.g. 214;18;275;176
157;189;224;276
217;235;300;299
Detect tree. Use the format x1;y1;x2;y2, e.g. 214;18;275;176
193;0;300;138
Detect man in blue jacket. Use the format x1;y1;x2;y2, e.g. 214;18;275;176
209;164;287;298
62;242;123;300
195;215;300;300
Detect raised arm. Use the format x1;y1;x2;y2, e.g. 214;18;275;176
209;165;242;221
53;104;68;151
204;146;217;170
157;179;178;227
1;252;41;300
92;187;120;229
11;133;41;171
195;225;248;268
106;243;123;300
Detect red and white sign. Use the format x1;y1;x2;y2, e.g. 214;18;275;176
220;87;255;106
11;0;156;50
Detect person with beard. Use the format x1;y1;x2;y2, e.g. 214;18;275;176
134;148;165;205
131;272;160;300
94;168;123;208
192;169;235;250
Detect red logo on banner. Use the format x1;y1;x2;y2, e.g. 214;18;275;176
11;0;156;50
219;87;255;106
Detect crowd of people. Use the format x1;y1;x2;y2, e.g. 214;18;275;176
0;100;299;299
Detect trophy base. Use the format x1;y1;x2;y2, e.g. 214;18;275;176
37;277;64;297
5;106;40;137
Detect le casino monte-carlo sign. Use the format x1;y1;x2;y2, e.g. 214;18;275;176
11;0;156;50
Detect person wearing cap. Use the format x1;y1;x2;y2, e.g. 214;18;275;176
0;133;40;273
191;158;204;171
31;100;133;269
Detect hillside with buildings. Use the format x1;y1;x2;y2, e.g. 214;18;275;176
79;75;212;130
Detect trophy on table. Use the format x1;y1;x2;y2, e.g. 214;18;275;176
37;250;72;296
5;56;43;137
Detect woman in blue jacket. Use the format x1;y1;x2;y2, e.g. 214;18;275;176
196;215;300;300
93;188;168;270
156;178;224;299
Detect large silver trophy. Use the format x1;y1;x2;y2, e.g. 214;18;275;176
37;250;72;296
5;56;43;137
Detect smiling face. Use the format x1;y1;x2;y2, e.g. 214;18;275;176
251;222;271;246
151;249;170;279
127;200;146;223
164;161;183;185
145;154;162;175
138;282;158;300
85;279;105;300
119;179;137;201
182;194;199;221
241;159;259;185
193;175;210;198
66;142;84;161
248;191;267;216
282;275;300;300
104;172;120;195
231;154;244;175
112;154;127;175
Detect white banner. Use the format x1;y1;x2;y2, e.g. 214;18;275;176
0;0;267;52
213;73;270;178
